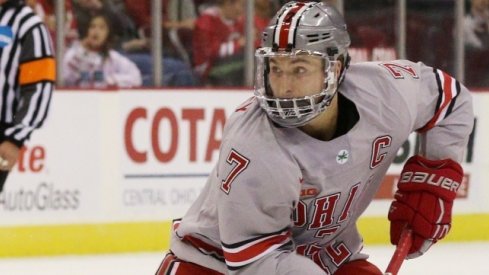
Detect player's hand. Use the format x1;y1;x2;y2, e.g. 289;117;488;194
0;141;21;171
388;155;463;259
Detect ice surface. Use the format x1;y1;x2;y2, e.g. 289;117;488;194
0;242;487;274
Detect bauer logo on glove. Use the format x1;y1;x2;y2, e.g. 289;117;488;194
399;171;461;193
388;155;464;259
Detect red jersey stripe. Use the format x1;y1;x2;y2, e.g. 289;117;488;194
223;231;291;264
182;235;224;258
418;70;455;132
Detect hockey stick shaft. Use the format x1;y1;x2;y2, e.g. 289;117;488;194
384;228;413;275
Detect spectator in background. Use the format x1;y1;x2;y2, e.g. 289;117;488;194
123;0;197;87
193;0;246;86
35;0;79;48
165;0;198;63
464;0;489;87
464;0;489;50
167;0;198;30
73;0;133;48
62;13;142;88
254;0;277;48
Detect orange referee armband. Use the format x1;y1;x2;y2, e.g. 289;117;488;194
19;57;56;85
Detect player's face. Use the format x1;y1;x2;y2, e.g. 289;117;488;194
0;0;8;5
268;55;325;99
86;16;109;50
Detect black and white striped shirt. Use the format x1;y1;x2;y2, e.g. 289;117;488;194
0;1;55;147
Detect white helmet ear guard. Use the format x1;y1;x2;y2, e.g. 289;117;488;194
254;1;350;128
254;48;339;128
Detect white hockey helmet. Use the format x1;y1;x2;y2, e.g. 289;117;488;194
255;1;351;127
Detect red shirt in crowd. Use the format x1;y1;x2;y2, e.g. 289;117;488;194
192;7;244;79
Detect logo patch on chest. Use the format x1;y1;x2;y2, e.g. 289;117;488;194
336;149;349;164
300;188;319;198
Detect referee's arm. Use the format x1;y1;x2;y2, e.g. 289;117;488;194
4;22;55;148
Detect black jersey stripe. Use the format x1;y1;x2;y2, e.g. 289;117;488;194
444;80;461;119
432;68;444;115
0;5;53;145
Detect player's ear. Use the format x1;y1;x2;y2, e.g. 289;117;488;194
334;60;342;77
336;54;350;82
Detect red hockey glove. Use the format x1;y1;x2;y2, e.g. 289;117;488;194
388;155;463;259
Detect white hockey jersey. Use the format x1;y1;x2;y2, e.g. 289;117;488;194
169;60;474;274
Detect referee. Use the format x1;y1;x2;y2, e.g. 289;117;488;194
0;0;55;192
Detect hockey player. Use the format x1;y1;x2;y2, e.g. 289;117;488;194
155;1;474;274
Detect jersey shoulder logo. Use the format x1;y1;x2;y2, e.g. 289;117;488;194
0;26;14;48
379;62;419;79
